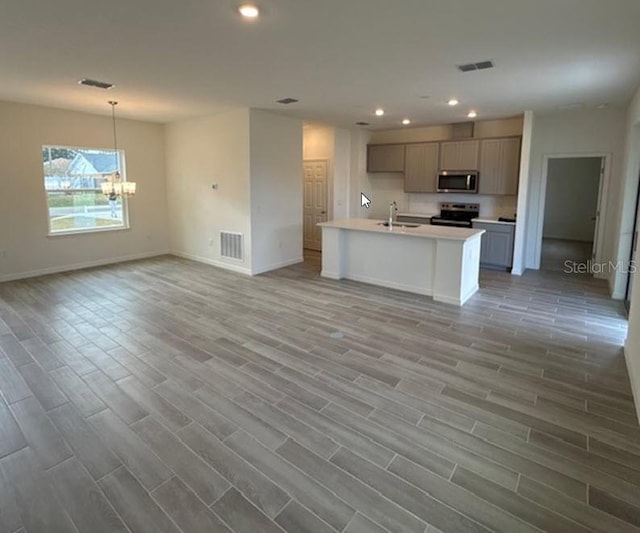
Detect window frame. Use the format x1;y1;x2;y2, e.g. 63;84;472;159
42;144;131;237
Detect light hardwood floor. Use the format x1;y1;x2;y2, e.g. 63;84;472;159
0;253;638;533
541;238;594;273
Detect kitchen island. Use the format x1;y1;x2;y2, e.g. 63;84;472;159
318;218;485;306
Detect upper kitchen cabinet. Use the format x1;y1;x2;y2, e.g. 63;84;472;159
367;144;405;172
478;137;521;195
439;140;479;170
404;142;440;193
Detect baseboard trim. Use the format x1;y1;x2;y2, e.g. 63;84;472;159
623;343;640;425
170;251;252;275
320;270;341;280
252;257;304;275
337;273;432;297
0;250;170;283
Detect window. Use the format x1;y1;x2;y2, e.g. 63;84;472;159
42;145;129;235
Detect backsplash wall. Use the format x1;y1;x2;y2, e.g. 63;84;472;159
407;193;517;218
365;174;517;219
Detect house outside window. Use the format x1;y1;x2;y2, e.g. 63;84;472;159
42;145;130;235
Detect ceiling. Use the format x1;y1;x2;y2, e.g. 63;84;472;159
1;0;639;129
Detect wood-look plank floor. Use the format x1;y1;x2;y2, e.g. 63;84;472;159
0;252;638;533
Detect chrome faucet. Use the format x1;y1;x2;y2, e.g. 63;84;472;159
389;201;398;226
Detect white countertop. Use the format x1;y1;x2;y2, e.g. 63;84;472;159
318;218;484;241
473;218;516;226
398;212;516;226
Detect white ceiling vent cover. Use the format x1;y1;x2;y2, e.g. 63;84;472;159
220;231;244;261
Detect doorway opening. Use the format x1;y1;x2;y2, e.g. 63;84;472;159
303;159;328;252
540;156;604;274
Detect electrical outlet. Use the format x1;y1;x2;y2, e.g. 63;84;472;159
0;250;6;258
208;238;214;246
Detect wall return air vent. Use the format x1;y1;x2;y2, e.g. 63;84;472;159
457;60;494;73
220;231;244;260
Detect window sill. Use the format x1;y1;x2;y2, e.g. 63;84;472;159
47;225;130;238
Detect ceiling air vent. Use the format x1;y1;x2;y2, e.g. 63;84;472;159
78;78;115;90
276;97;299;104
356;121;371;126
457;60;495;73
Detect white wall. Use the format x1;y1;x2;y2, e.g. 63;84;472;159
333;128;351;219
369;116;523;145
303;124;351;220
165;108;302;276
622;84;640;422
524;108;627;283
613;88;640;299
0;101;168;281
542;157;601;241
165;109;253;273
348;128;372;218
249;109;303;274
511;110;535;276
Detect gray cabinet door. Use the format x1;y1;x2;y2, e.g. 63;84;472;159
367;144;405;172
487;231;514;267
440;140;479;170
404;143;439;192
478;139;501;194
478;137;521;195
500;137;521;196
473;222;515;268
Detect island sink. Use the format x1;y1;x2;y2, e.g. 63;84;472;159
377;222;420;228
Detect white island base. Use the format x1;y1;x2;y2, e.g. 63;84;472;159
319;219;485;306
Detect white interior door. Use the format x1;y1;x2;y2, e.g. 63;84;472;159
303;160;328;251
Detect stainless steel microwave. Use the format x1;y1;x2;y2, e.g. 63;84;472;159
437;171;478;193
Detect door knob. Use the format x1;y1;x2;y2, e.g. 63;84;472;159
321;211;327;214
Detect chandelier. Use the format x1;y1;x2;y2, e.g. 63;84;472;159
101;101;136;197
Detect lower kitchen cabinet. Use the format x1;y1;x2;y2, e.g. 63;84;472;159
473;221;515;270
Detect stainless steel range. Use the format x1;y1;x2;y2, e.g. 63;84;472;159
430;203;479;228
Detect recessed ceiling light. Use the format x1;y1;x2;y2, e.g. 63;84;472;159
356;121;370;126
596;103;609;109
239;4;259;18
276;97;298;104
375;108;385;116
448;99;459;106
467;110;477;118
402;119;411;125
